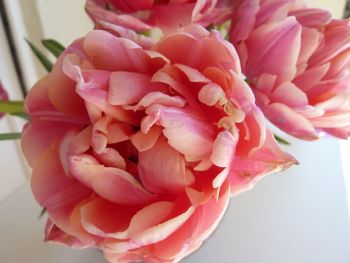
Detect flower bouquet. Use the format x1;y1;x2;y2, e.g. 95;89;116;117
0;0;349;262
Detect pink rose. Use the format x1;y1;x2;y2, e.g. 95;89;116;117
22;26;295;262
229;0;350;140
0;81;9;119
85;0;233;32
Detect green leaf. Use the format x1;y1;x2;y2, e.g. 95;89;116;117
25;39;53;72
42;39;65;58
0;100;24;114
11;112;29;120
39;207;47;219
0;132;21;141
274;134;291;145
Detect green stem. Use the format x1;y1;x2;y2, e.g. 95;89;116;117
274;134;290;145
0;133;21;141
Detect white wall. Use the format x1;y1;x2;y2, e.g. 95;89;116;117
0;8;29;201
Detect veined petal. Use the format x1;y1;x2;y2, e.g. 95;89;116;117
107;201;175;239
152;181;230;262
154;31;240;72
245;17;302;83
21;120;79;166
131;125;163;152
198;83;225;106
31;143;92;236
84;30;149;73
92;167;155;205
290;8;332;28
174;63;211;83
146;105;215;161
271;81;308;107
210;130;237;168
136;92;186;109
229;131;297;195
108;72;166;105
264;102;318;140
138;139;195;193
76;87;138;125
80;197;139;238
70;153;154;205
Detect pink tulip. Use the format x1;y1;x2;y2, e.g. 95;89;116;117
229;0;350;140
85;0;233;33
0;81;9;119
22;26;295;262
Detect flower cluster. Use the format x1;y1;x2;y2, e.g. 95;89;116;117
229;0;350;139
18;0;350;262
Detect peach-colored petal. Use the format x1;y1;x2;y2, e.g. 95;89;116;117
107;201;175;239
92;167;155;205
109;72;164;105
70;126;92;155
131;125;162;152
106;122;133;144
229;131;297;195
264;102;318;140
104;205;196;252
31;144;92;234
136;92;186;109
138;138;195;193
174;63;211;83
69;154;154;205
151;181;230;262
198;83;225;106
84;30;148;73
21;120;79;166
45;219;95;248
80;197;138;237
271;81;308;107
154;30;240;72
210;130;237;168
146;105;214;161
76;87;138;125
94;148;126;169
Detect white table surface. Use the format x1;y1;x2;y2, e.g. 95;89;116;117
1;138;350;263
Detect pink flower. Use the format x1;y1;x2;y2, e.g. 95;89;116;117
22;26;295;262
85;0;233;32
229;0;350;140
0;81;9;119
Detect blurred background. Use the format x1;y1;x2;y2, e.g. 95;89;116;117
0;0;350;262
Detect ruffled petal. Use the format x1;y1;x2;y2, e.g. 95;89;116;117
70;154;154;205
145;105;215;161
108;72;166;105
245;17;302;83
138;138;195;193
31;143;92;235
264;102;318;140
229;131;297;195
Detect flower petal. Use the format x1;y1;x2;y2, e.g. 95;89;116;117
210;130;237;168
69;154;154;205
271;81;308;107
108;72;166;105
264;102;318;140
138;138;195;193
145;105;215;161
245;17;302;83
